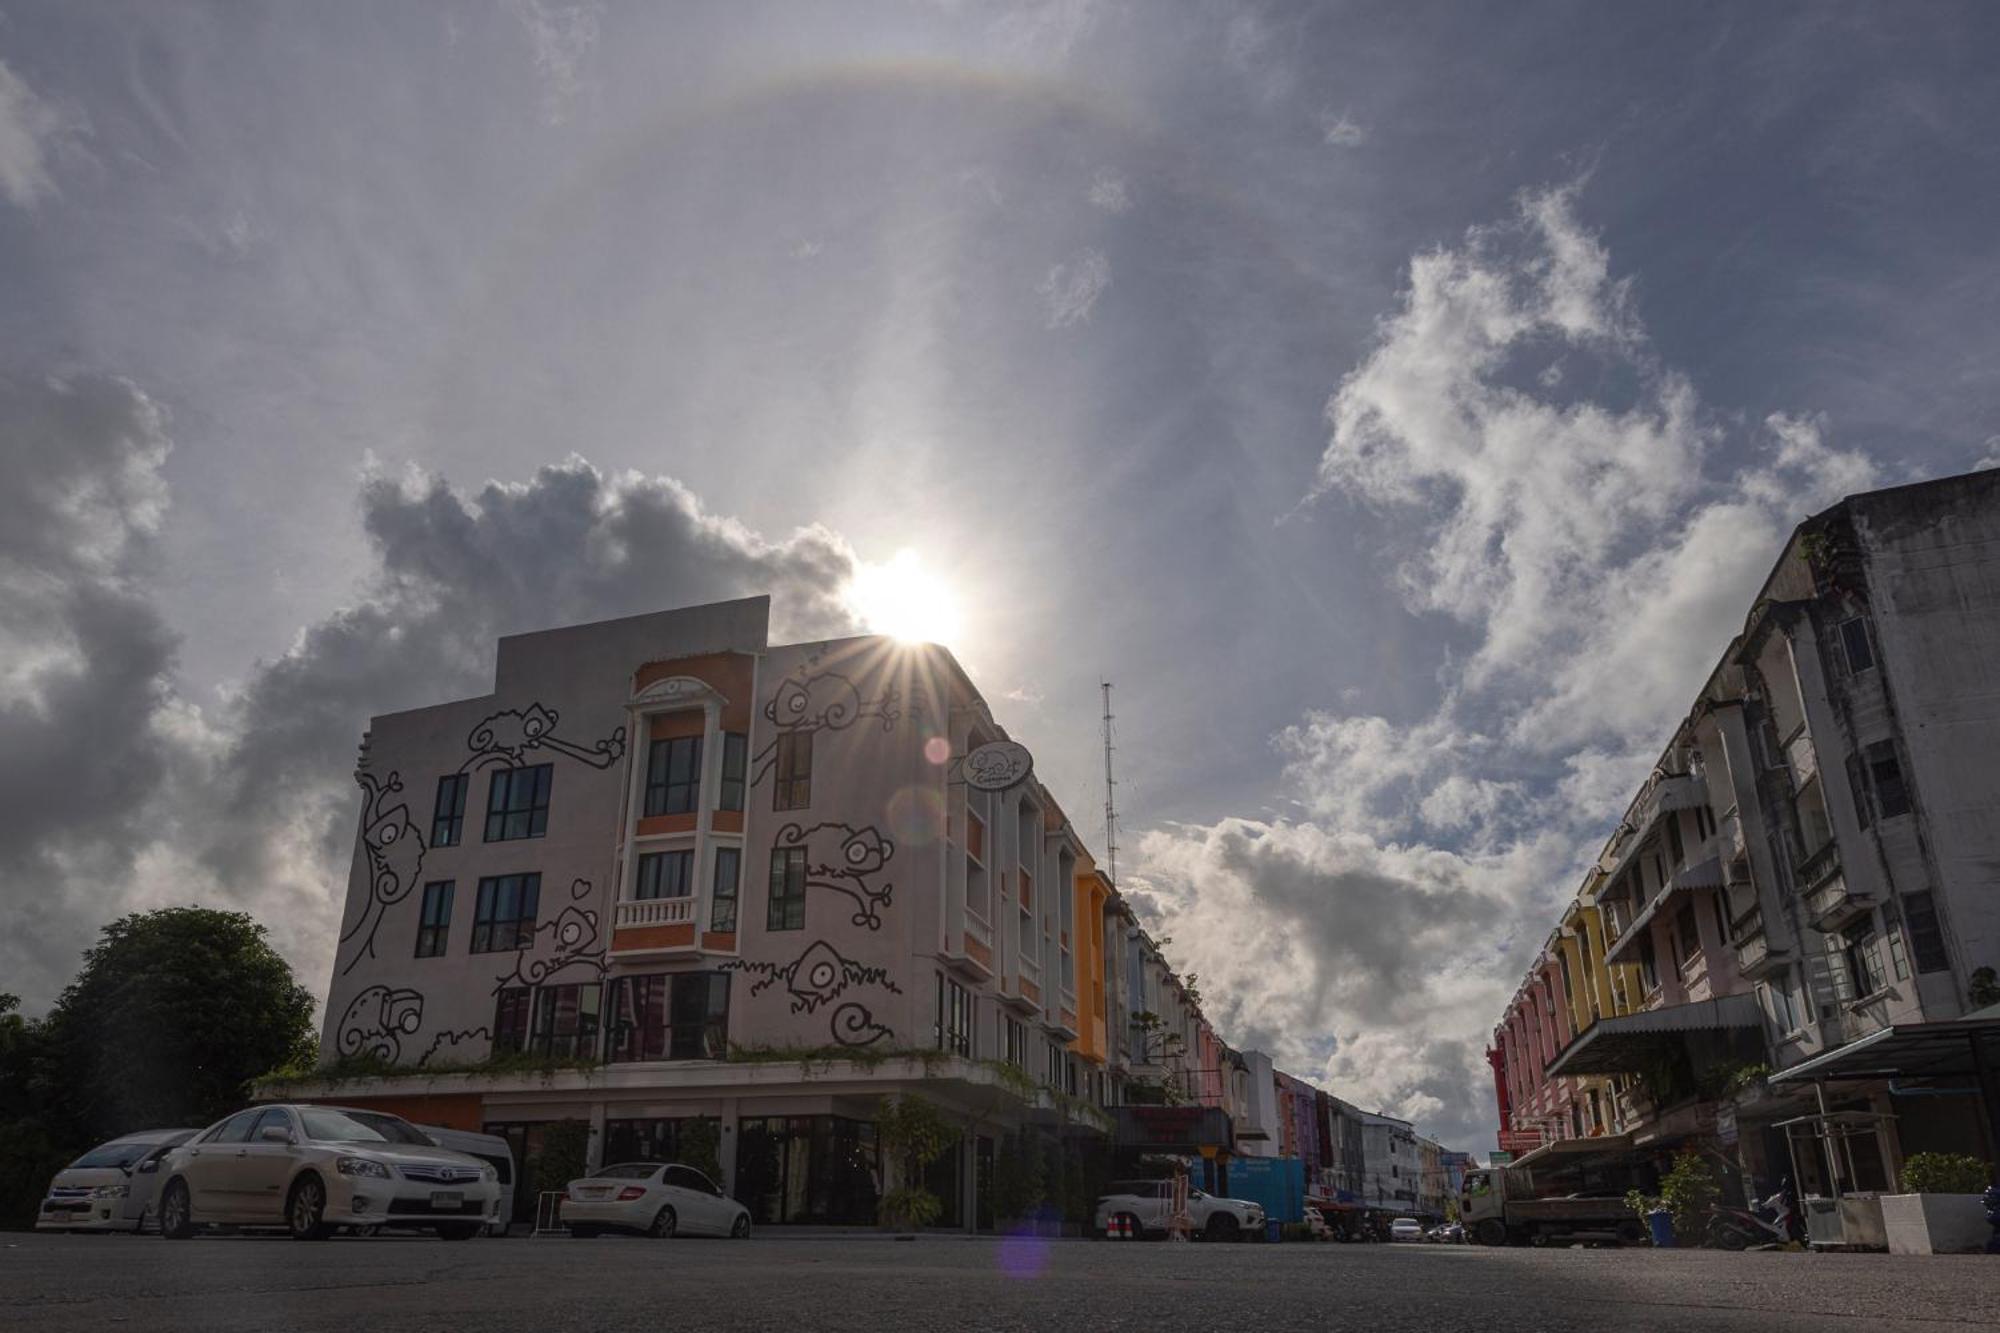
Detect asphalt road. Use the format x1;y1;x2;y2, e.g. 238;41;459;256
5;1231;1995;1332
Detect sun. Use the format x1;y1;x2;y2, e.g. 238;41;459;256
846;549;963;646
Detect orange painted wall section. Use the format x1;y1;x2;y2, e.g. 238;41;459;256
308;1092;486;1133
965;935;993;970
613;922;695;951
636;813;698;837
632;652;757;732
711;810;744;834
1070;867;1112;1063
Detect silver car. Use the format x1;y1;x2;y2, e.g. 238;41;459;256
563;1162;751;1239
157;1104;502;1241
36;1130;197;1233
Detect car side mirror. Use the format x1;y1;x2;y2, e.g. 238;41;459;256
135;1159;159;1175
258;1126;294;1144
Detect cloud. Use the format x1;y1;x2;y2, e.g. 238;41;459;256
1087;168;1131;214
510;0;601;126
1318;110;1366;147
0;58;70;206
0;434;863;1011
1038;248;1111;328
1135;183;1883;1149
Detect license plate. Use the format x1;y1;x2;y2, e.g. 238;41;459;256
431;1191;463;1209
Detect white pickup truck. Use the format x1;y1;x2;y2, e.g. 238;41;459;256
1094;1179;1266;1241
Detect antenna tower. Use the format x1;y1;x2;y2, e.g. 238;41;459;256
1100;679;1119;884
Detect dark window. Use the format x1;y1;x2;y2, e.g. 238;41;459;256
529;983;602;1060
636;849;694;900
720;732;748;812
1846;754;1874;831
934;974;970;1056
485;764;552;841
415;880;454;958
1665;814;1685;868
768;846;807;930
711;846;741;932
606;972;730;1062
205;1110;262;1144
1006;1017;1026;1067
645;735;703;816
1674;902;1700;970
1839;617;1875;676
773;732;812;811
664;1165;717;1195
493;987;532;1053
472;873;541;953
1637;934;1659;993
1711;890;1730;947
1866;742;1911;818
1903;892;1951;974
432;774;469;847
1844;922;1885;999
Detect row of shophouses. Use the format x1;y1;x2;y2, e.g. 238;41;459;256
1490;469;2000;1209
272;595;1464;1230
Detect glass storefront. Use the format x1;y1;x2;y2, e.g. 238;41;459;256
603;1117;707;1166
736;1116;879;1225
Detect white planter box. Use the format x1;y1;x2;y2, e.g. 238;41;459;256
1880;1193;1988;1255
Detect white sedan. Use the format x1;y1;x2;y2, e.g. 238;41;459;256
564;1162;751;1239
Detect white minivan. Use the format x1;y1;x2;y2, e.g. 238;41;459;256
417;1126;516;1235
37;1130;198;1232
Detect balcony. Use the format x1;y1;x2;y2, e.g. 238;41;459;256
610;895;703;956
1793;840;1840;895
617;896;696;929
1804;872;1876;932
1730;909;1789;980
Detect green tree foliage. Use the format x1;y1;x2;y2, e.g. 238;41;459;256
1659;1150;1720;1242
873;1094;956;1230
41;908;317;1144
0;995;73;1229
989;1132;1045;1224
1899;1153;1990;1194
679;1117;723;1182
537;1119;592;1196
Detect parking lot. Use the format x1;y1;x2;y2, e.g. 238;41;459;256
5;1231;1994;1332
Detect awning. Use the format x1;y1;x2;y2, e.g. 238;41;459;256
1545;993;1764;1077
1767;1015;2000;1084
1505;1132;1633;1173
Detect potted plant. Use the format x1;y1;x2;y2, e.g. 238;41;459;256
1881;1153;1992;1255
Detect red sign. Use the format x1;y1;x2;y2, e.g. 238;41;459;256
1496;1129;1543;1154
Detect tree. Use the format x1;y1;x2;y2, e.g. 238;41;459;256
40;908;317;1142
874;1094;956;1231
0;994;73;1229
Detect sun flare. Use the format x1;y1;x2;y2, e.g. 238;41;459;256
846;549;963;646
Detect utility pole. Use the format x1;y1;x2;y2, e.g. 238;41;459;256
1101;679;1119;885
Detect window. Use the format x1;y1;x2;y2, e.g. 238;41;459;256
1866;742;1911;818
493;987;532;1052
934;974;970;1056
1843;922;1885;1000
202;1110;261;1144
965;804;990;921
1846;754;1874;831
432;774;469;847
768;846;807;930
1047;1041;1065;1088
1005;1016;1027;1067
1711;890;1730;947
636;849;694;900
1902;892;1951;974
665;1165;719;1196
645;735;702;817
707;846;741;931
606;971;730;1061
719;732;748;812
1665;813;1684;869
1636;934;1659;993
773;732;812;810
1674;902;1700;971
1839;617;1875;676
472;873;541;953
484;764;552;841
414;881;453;958
528;982;602;1060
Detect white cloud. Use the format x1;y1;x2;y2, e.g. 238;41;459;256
1977;436;2000;470
1318;110;1366;148
1087;168;1131;214
1136;183;1882;1149
0;58;70;207
1038;248;1111;328
510;0;601;126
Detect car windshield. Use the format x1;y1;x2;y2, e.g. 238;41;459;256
299;1108;407;1143
69;1141;152;1169
591;1163;661;1180
342;1111;432;1145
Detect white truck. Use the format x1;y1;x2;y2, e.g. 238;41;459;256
1094;1179;1267;1241
1459;1166;1645;1247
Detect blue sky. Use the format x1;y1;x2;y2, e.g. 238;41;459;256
2;1;1997;1148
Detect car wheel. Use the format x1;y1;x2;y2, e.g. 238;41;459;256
437;1223;482;1241
568;1224;601;1239
1473;1218;1507;1247
648;1206;677;1239
158;1181;195;1240
287;1175;330;1241
730;1213;751;1239
1204;1214;1239;1242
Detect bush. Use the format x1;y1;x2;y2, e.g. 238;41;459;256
1900;1153;1990;1195
879;1186;943;1230
1659;1150;1720;1242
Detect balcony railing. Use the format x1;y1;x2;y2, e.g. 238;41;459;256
1804;873;1873;931
616;896;696;929
1794;841;1841;895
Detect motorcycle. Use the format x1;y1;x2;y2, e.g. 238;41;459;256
1705;1194;1794;1250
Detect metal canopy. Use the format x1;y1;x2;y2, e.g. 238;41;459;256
1766;1016;2000;1084
1504;1133;1634;1173
1545;993;1763;1077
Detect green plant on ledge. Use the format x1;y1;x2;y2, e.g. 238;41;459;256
1900;1153;1990;1195
258;1047;605;1091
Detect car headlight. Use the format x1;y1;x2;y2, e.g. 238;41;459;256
336;1156;393;1179
93;1184;129;1199
481;1164;497;1182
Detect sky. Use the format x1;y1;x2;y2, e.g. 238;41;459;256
2;1;1998;1152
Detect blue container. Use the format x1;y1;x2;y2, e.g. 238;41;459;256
1229;1157;1308;1223
1647;1209;1676;1248
1266;1219;1282;1244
